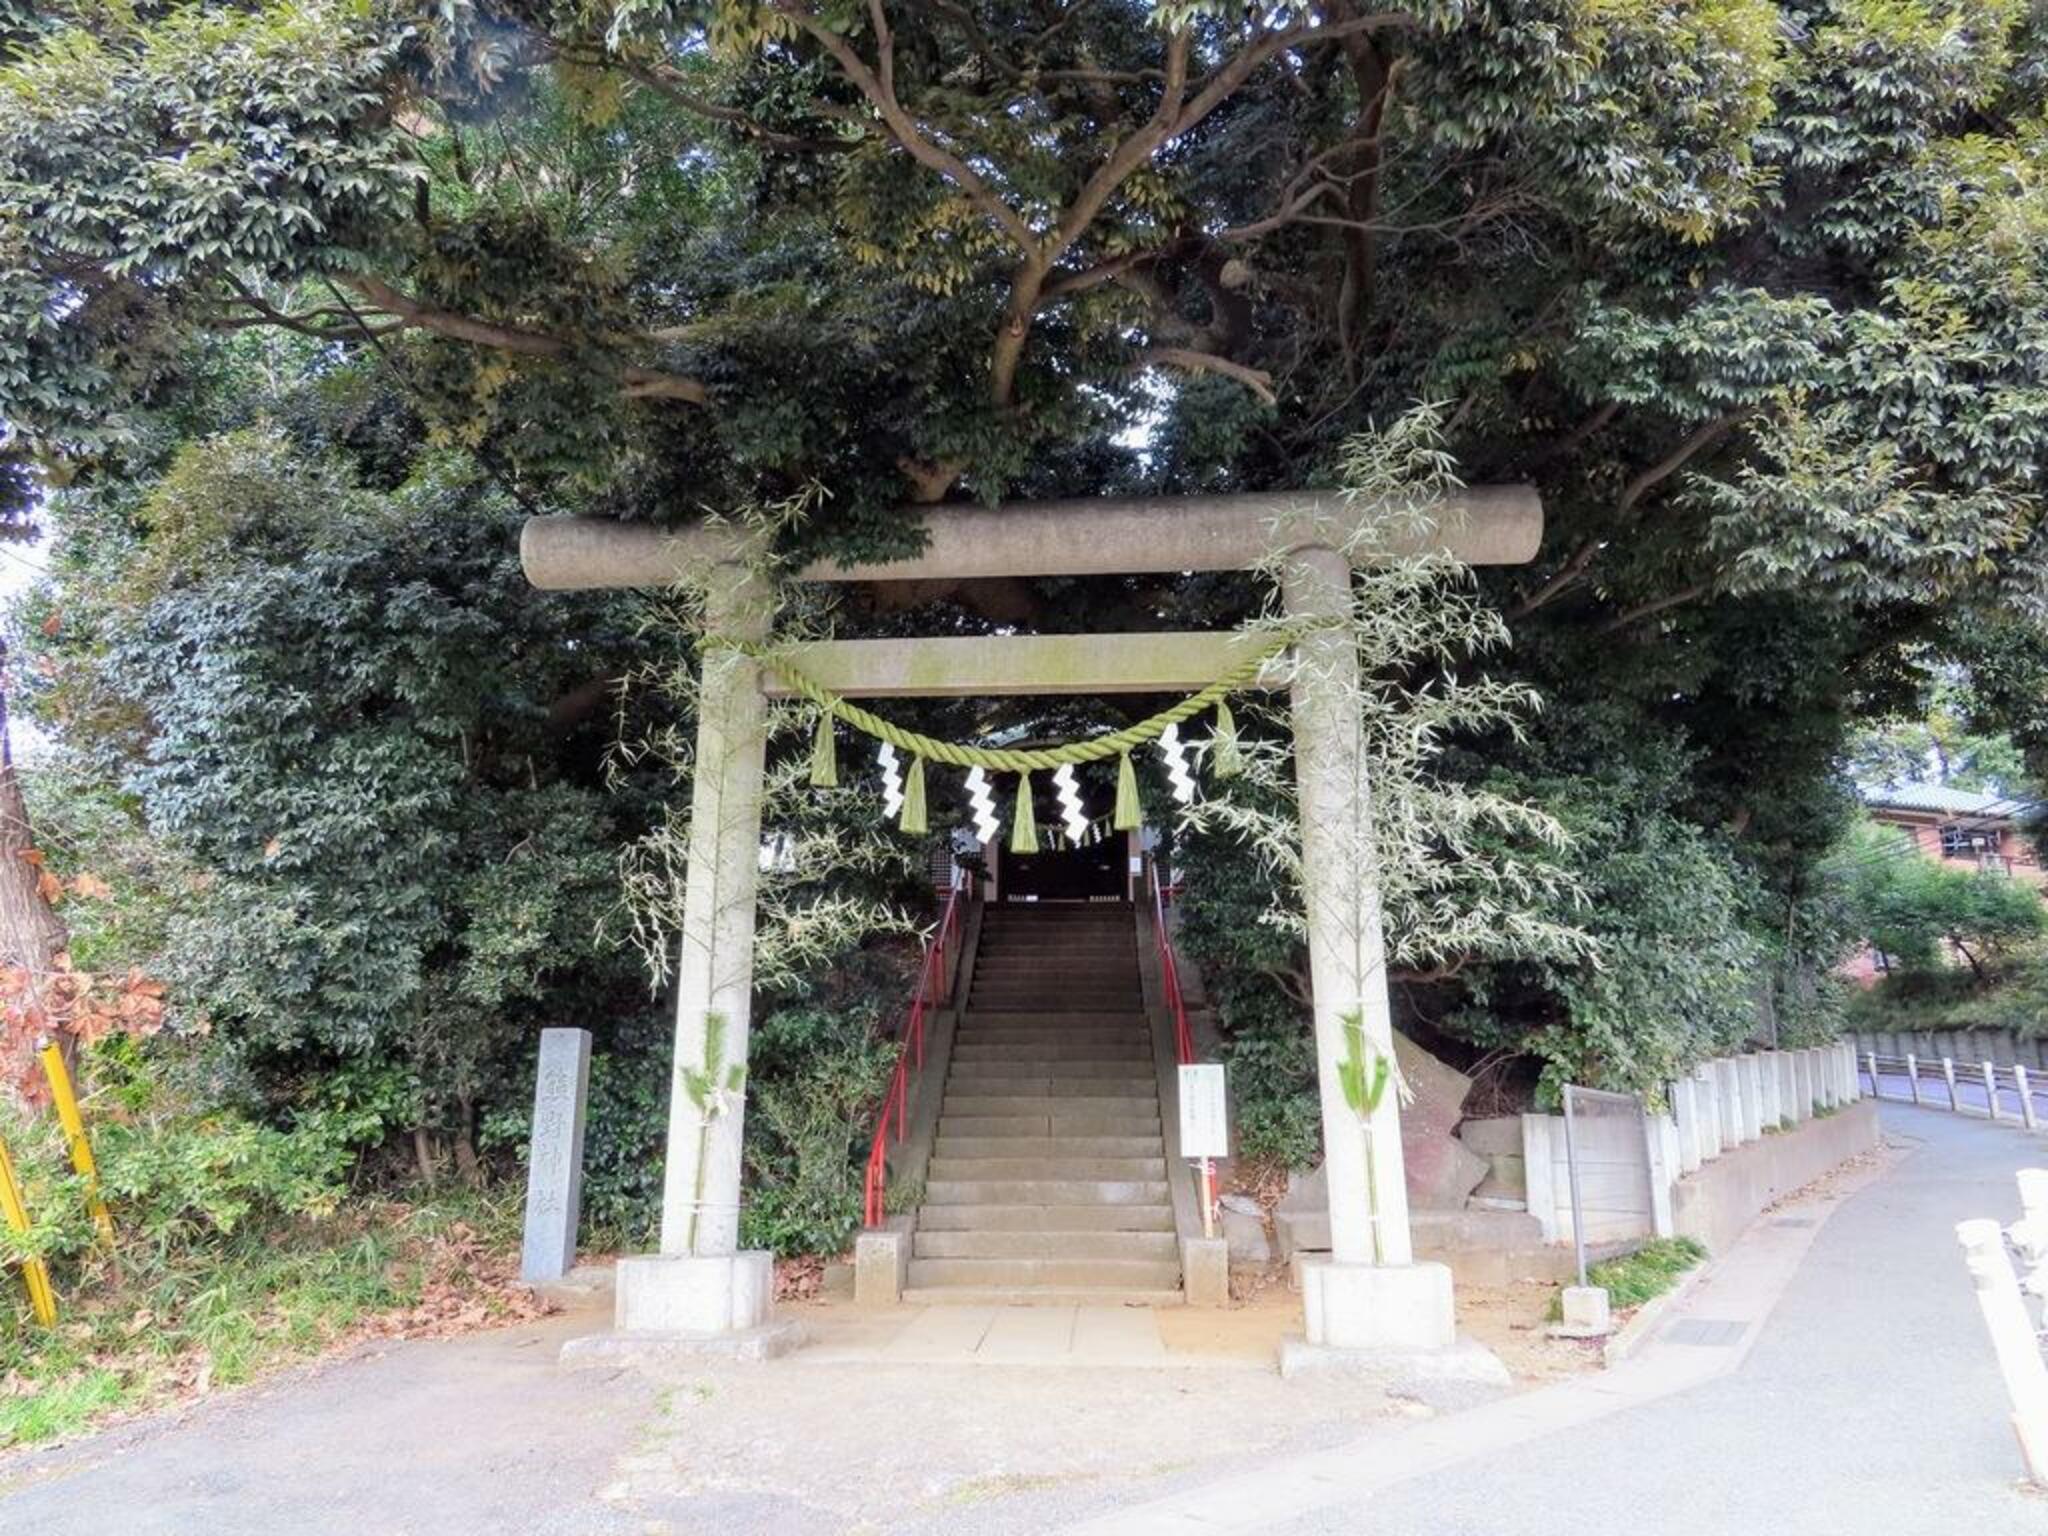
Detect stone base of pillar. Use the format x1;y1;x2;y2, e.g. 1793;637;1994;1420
560;1251;800;1365
1181;1236;1230;1308
854;1222;911;1307
1552;1284;1613;1338
1297;1256;1457;1351
1283;1259;1503;1385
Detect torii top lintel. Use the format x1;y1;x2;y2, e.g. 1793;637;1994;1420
518;487;1542;591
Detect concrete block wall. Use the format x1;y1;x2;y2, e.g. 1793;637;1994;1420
1522;1109;1658;1246
1524;1042;1865;1253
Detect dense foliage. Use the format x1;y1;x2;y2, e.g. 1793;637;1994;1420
8;0;2048;1193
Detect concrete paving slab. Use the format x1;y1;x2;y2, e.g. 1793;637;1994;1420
884;1305;997;1355
1070;1306;1166;1361
977;1306;1079;1362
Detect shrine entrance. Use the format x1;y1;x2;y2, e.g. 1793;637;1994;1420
997;837;1130;904
520;487;1542;1363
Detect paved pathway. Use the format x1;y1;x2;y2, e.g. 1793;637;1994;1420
0;1310;659;1536
4;1102;2041;1535
1050;1103;2048;1536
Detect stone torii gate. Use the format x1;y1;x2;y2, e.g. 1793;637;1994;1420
523;488;1541;1360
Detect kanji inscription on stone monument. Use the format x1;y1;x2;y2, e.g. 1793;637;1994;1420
521;1027;592;1283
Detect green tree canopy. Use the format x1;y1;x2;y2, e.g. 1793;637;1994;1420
15;0;2048;1123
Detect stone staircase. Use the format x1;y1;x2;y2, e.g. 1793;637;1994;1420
906;904;1183;1304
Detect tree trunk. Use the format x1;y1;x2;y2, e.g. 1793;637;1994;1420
453;1093;481;1186
413;1125;442;1188
0;662;71;1090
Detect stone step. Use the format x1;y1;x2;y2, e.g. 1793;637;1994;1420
927;1156;1168;1181
971;975;1136;991
906;1257;1182;1290
965;1011;1150;1028
943;1076;1158;1097
901;1285;1185;1307
977;938;1132;950
913;1229;1179;1261
978;930;1132;941
970;996;1144;1013
954;1024;1152;1040
936;1114;1163;1137
934;1135;1164;1159
916;1202;1176;1232
951;1044;1152;1063
973;981;1138;996
943;1095;1161;1118
948;1059;1158;1079
924;1178;1170;1206
978;952;1132;961
950;1039;1151;1057
974;953;1135;967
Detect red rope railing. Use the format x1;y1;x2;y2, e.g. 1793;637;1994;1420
1147;850;1221;1232
1148;852;1195;1066
862;876;967;1228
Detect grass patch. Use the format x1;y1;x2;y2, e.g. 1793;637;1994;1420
0;1192;534;1450
1583;1237;1707;1311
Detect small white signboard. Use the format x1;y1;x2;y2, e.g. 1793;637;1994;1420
1178;1063;1229;1160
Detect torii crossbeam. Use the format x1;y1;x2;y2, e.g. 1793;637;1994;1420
524;488;1542;1364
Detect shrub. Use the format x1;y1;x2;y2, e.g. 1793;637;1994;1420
736;998;896;1257
0;1042;352;1277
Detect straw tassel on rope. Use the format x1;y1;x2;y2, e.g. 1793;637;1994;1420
809;710;838;788
1010;772;1040;854
1210;698;1242;779
1113;751;1142;832
900;753;928;835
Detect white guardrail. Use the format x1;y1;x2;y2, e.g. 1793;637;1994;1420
1957;1169;2048;1485
1862;1051;2047;1132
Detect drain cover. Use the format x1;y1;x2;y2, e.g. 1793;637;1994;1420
1771;1216;1817;1228
1664;1318;1748;1347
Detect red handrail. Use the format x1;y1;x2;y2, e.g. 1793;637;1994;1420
862;874;967;1228
1147;853;1195;1065
1147;851;1221;1232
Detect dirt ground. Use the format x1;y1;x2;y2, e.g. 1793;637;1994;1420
1151;1265;1600;1384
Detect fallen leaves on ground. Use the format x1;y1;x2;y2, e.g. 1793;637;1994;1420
774;1254;828;1302
352;1218;554;1342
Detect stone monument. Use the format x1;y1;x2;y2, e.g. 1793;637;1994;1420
521;1027;592;1284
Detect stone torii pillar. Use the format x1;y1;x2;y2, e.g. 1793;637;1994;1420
525;489;1540;1359
1282;545;1453;1356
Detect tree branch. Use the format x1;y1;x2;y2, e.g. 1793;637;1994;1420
338;278;710;406
1616;411;1746;517
1597;580;1714;635
1508;538;1601;618
608;56;856;155
1511;411;1746;616
1140;346;1276;406
777;1;1041;256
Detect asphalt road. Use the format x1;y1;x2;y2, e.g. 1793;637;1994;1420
0;1310;657;1536
5;1101;2043;1536
1868;1064;2044;1122
1261;1103;2048;1536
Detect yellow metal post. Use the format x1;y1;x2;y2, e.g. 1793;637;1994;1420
38;1040;113;1245
0;1132;58;1326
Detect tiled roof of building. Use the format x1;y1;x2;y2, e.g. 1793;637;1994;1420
1859;781;2018;817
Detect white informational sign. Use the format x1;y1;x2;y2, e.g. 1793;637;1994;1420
1178;1063;1230;1160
